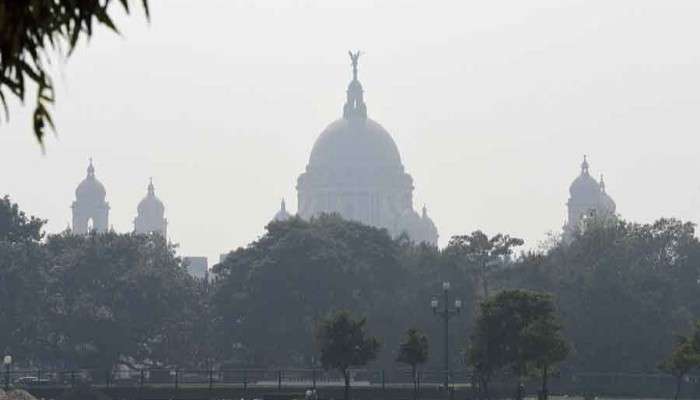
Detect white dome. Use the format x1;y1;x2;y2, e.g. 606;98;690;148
75;160;106;203
137;181;164;217
308;118;403;170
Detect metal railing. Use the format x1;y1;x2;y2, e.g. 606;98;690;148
2;368;469;390
3;368;700;398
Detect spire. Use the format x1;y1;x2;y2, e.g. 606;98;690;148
422;205;428;219
148;177;155;195
343;50;367;120
87;157;95;177
273;197;291;222
600;174;606;192
581;155;589;174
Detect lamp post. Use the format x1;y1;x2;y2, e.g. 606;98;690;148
3;355;11;391
431;281;462;390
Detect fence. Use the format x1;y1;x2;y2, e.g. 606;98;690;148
2;368;700;398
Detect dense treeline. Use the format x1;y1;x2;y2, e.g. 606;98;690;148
2;195;700;377
504;218;700;373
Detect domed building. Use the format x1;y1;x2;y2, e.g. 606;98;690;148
272;199;292;222
564;156;616;239
295;52;438;245
134;178;167;237
72;159;110;234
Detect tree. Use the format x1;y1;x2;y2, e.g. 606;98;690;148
0;1;149;144
659;323;700;400
45;231;195;370
522;317;569;400
447;231;523;298
503;217;700;375
469;290;568;400
0;195;45;243
396;328;429;399
211;214;402;366
0;196;50;363
316;310;380;400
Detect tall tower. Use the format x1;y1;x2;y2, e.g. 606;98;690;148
134;178;167;237
72;159;110;234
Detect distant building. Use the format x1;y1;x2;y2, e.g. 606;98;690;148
134;178;168;237
271;199;292;222
564;156;617;239
291;52;438;245
183;256;208;280
72;159;110;234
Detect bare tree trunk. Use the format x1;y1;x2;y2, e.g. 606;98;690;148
480;375;491;400
412;365;417;400
481;262;489;299
541;365;549;400
343;369;350;400
674;375;682;400
515;380;525;400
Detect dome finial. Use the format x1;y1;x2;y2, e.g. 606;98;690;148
148;177;155;195
273;197;291;222
87;157;95;177
343;50;367;120
581;155;589;174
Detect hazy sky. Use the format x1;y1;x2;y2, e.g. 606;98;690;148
3;0;700;263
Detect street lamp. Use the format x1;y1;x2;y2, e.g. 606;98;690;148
431;281;462;390
3;355;12;391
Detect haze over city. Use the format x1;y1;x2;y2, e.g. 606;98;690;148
3;0;700;261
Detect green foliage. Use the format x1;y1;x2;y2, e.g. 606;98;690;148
212;214;404;366
315;310;380;400
316;310;381;371
396;328;429;368
0;195;45;242
659;322;700;400
469;290;568;398
0;195;201;369
8;191;700;386
44;232;197;369
659;336;699;378
446;230;523;298
505;218;700;373
0;196;49;360
0;1;149;144
397;328;428;397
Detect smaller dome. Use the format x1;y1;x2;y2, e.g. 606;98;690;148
395;206;438;245
137;179;165;217
75;159;106;202
599;176;616;214
273;199;292;222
